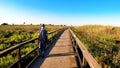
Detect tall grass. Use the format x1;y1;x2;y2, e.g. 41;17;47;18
72;25;120;68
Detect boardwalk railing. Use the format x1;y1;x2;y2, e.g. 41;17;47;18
0;28;65;68
69;29;101;68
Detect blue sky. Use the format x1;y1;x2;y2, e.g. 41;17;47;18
0;0;120;26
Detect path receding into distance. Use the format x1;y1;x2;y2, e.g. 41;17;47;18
30;29;77;68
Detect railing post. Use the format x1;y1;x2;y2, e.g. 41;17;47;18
51;33;54;43
52;33;53;40
82;57;87;67
17;48;21;68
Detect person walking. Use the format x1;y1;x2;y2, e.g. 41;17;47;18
38;24;48;57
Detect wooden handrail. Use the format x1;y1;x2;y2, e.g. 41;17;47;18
69;29;101;68
9;47;38;67
0;38;38;57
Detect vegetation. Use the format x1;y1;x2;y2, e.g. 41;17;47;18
3;24;120;68
72;25;120;68
1;23;9;25
0;25;64;68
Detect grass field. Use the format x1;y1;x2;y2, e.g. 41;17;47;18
72;25;120;68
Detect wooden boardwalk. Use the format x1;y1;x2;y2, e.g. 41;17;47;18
30;29;77;68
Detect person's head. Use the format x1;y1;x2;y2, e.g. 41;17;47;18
41;24;45;28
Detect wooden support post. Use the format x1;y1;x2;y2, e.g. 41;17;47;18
82;57;87;67
54;32;56;39
50;34;52;43
51;33;54;43
17;48;21;68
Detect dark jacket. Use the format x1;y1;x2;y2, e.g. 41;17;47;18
39;28;47;43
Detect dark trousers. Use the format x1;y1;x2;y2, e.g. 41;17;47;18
39;41;46;54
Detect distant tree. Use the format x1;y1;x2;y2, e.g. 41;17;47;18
1;23;9;25
60;24;63;26
48;24;52;26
